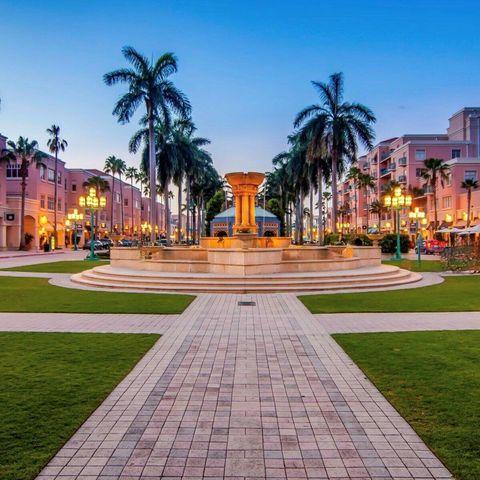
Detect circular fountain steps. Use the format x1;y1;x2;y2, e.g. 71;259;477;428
71;264;422;293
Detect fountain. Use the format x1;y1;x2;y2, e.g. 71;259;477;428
72;172;421;292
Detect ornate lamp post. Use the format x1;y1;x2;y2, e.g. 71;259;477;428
67;208;84;251
383;187;412;260
79;187;107;261
409;207;426;266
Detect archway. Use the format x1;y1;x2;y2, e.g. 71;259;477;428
215;230;228;237
24;215;36;248
264;230;276;237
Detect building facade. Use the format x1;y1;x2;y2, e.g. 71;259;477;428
0;134;163;250
337;107;480;238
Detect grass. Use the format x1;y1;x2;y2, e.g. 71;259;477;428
0;277;194;314
334;330;480;480
299;275;480;313
0;332;159;480
1;260;110;274
383;259;443;272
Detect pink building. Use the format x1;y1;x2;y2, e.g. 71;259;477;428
338;107;480;239
0;133;153;250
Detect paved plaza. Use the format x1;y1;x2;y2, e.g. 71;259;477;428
24;293;452;480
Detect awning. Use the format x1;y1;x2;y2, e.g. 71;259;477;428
459;224;480;234
438;221;453;229
454;219;467;228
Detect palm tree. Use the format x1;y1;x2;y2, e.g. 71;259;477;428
104;46;191;243
116;158;127;233
1;137;46;250
46;125;68;248
82;176;111;243
125;166;138;235
461;178;479;227
294;72;376;233
357;172;376;230
347;165;361;232
369;199;384;232
104;155;119;233
421;158;450;230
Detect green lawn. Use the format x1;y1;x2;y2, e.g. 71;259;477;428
1;260;109;274
383;259;443;272
0;277;194;314
300;276;480;313
0;332;159;480
334;331;480;480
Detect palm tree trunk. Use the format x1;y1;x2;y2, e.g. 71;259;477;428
467;188;472;228
354;186;358;233
197;199;202;240
309;186;313;242
19;173;27;250
110;174;115;234
186;178;191;244
177;177;183;243
331;152;339;233
131;178;135;237
164;187;171;246
119;173;124;234
192;204;196;244
147;109;157;243
317;165;323;245
433;183;438;230
53;149;58;248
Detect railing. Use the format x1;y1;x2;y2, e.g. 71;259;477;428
363;162;370;170
398;175;407;183
380;168;391;176
381;152;391;160
398;157;407;166
389;162;396;170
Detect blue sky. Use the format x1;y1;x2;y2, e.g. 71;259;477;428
1;0;479;176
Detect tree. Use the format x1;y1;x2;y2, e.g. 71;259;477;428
104;155;124;233
421;158;450;230
82;176;110;242
1;137;46;250
369;199;384;232
461;178;479;227
205;189;225;234
125;166;138;235
294;72;376;233
347;165;361;232
104;46;190;242
46;125;68;248
357;172;376;230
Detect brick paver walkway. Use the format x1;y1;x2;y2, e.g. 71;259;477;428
35;294;452;479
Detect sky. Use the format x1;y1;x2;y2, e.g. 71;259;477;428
1;0;480;177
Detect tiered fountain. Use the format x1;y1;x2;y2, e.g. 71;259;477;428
72;172;421;293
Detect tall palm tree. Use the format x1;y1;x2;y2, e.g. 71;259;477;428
46;125;68;248
82;176;110;242
421;158;450;230
104;155;119;233
116;158;127;233
357;172;376;230
369;199;383;232
461;178;479;227
125;166;138;235
104;46;191;243
347;165;361;232
1;137;46;250
294;72;376;233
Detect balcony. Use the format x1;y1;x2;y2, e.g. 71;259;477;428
398;175;407;183
398;157;407;166
380;167;392;177
389;163;396;171
362;162;370;170
381;152;391;161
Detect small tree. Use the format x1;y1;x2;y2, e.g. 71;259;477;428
461;178;479;227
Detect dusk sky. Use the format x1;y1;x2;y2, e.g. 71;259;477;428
1;0;479;176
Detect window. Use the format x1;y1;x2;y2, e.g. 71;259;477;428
446;173;452;186
442;196;452;209
465;170;477;181
124;198;129;207
452;149;461;159
416;168;423;177
6;164;22;178
72;183;77;192
47;197;55;211
115;192;121;203
40;195;45;209
135;200;141;209
47;168;55;182
57;199;62;211
415;149;426;161
39;165;46;180
57;171;62;185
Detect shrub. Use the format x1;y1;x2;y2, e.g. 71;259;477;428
324;233;344;245
24;233;34;245
349;234;373;246
379;233;410;254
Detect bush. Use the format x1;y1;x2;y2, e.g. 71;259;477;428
324;233;344;245
349;234;373;246
24;233;34;245
379;233;410;254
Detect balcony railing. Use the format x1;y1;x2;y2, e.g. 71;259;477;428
389;162;396;170
381;152;391;160
398;175;407;183
398;157;407;166
380;168;391;177
363;162;370;170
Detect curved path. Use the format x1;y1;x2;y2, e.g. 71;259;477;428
33;293;452;480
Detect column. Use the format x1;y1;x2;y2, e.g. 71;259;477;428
234;193;241;227
249;194;255;227
241;194;249;226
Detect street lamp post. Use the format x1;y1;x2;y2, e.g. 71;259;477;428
79;187;107;261
409;207;426;266
67;208;84;251
383;187;412;261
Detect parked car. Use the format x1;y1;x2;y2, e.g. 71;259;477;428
100;239;113;249
155;238;168;246
82;240;104;250
416;239;446;255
